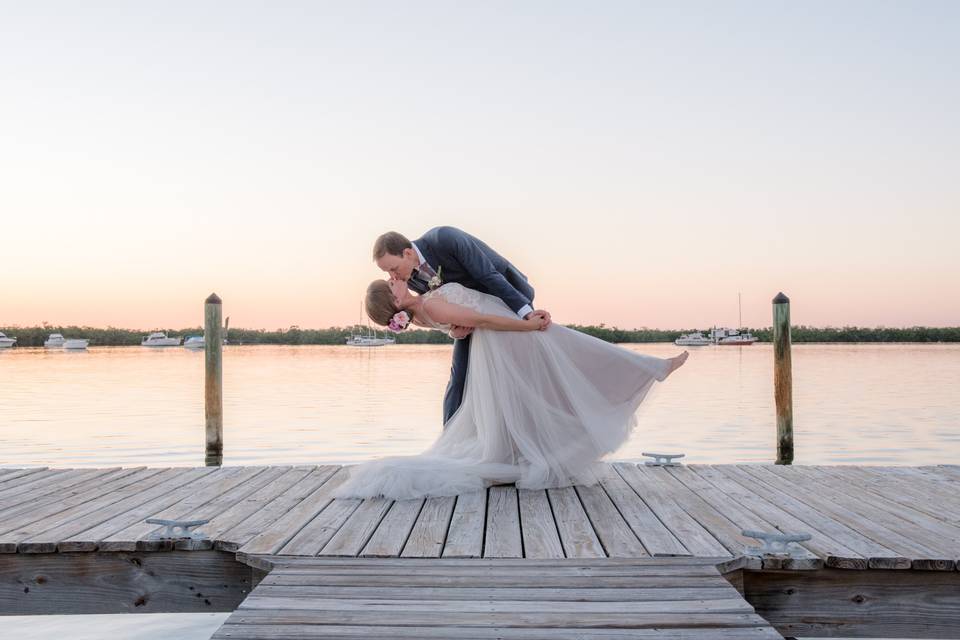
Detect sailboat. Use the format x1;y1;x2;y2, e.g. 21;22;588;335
713;293;757;345
183;317;232;349
345;303;395;347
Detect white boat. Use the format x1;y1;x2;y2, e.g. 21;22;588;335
141;332;181;347
345;334;396;347
0;332;16;349
42;333;89;349
63;338;90;350
345;302;395;347
716;330;758;346
44;333;65;348
674;332;712;346
183;336;205;349
710;293;757;345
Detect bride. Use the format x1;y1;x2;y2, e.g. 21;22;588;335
333;279;688;500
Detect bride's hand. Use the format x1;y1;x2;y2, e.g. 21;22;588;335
524;315;548;331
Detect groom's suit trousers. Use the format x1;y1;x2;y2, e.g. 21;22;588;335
443;333;471;425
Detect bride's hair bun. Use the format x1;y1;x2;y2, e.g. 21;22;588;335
365;280;400;326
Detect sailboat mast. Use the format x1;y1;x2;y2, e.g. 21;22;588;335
738;292;742;329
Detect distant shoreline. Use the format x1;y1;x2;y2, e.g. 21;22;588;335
2;325;958;347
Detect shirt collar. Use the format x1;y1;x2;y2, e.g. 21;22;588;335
411;241;427;267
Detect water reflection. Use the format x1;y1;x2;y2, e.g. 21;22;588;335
1;343;957;467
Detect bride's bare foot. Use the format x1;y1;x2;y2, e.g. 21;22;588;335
667;351;689;375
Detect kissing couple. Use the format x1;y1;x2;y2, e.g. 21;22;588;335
334;226;688;500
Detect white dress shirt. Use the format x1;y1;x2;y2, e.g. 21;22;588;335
412;241;533;319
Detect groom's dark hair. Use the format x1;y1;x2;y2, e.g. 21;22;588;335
373;231;412;260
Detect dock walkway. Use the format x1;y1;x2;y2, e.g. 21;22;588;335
2;462;960;637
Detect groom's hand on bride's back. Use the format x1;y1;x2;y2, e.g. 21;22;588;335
525;310;551;330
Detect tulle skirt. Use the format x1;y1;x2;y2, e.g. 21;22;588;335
332;317;673;500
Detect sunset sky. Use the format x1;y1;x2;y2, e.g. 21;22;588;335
2;1;957;331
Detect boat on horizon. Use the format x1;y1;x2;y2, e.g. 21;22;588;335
44;333;90;350
674;332;712;346
712;328;758;345
345;302;395;347
183;336;205;349
141;332;181;347
0;332;16;349
345;334;396;347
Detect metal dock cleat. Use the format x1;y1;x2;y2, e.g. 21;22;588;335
742;529;812;557
641;452;685;467
145;518;211;541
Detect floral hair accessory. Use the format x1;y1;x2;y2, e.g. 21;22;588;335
387;310;411;333
428;266;443;291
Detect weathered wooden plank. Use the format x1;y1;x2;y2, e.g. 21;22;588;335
688;465;875;570
838;466;960;520
218;607;771;628
442;489;486;558
804;465;960;546
716;465;910;569
0;468;105;509
593;463;689;557
164;466;293;550
359;497;424;558
247;584;741;601
99;466;266;552
485;485;523;558
518;489;564;559
0;468;162;552
264;556;734;569
213;624;783;639
742;465;954;569
182;466;313;550
401;495;456;558
784;466;958;570
56;467;219;552
138;466;281;552
0;468;62;497
0;468;33;484
260;572;743;589
652;466;821;570
0;467;123;520
276;498;361;556
319;497;392;557
238;595;755;614
218;465;339;553
614;464;729;558
746;566;960;638
261;564;721;578
575;482;648;558
237;466;346;556
0;550;251;614
548;486;605;558
18;468;212;553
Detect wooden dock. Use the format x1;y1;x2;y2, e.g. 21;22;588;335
2;462;960;638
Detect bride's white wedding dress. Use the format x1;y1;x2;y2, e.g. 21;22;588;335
333;283;674;500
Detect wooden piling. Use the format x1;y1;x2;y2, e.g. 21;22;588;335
205;293;223;466
772;292;793;465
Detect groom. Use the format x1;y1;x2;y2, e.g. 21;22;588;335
373;226;551;426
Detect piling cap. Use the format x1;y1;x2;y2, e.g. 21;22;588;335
772;292;789;304
205;293;222;304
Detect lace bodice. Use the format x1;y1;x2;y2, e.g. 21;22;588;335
418;283;486;335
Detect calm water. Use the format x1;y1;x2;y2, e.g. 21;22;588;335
1;343;958;467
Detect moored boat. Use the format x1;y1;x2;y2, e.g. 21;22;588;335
141;332;181;347
44;333;65;348
675;332;711;346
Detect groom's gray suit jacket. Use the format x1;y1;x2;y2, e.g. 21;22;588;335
408;226;535;425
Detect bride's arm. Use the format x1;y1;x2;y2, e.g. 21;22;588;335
422;298;544;332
